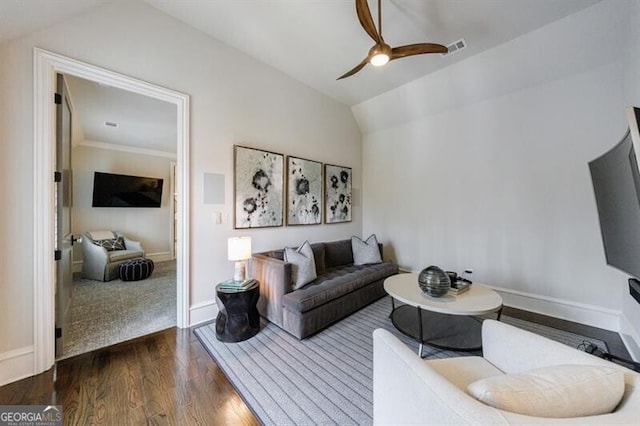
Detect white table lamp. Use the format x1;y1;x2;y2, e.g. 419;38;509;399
228;236;252;282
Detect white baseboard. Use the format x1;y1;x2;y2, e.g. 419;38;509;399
620;316;640;361
189;299;219;327
0;346;35;386
491;285;621;331
146;252;173;263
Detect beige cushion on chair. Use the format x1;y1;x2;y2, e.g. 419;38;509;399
467;364;625;418
88;230;115;240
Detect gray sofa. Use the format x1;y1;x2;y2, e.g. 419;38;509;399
248;239;398;339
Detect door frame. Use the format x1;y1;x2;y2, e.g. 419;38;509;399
33;48;190;374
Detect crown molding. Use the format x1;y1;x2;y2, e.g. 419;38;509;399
79;139;177;159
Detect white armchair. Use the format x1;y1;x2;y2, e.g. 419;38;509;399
373;320;640;425
81;230;144;281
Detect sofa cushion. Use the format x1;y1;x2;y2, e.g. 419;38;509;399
467;364;625;418
324;239;354;267
310;243;326;275
108;249;144;262
352;234;382;265
284;241;317;290
282;262;398;313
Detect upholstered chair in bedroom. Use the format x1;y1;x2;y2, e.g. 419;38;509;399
81;230;145;281
373;320;640;425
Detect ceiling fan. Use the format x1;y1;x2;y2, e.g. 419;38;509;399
337;0;448;80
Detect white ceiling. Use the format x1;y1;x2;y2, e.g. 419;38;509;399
0;0;110;42
143;0;600;106
1;0;600;107
65;75;177;153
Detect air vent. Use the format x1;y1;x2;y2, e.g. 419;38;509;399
104;121;118;128
442;38;467;57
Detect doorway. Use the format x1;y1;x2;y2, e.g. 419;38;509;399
58;73;179;358
34;48;190;375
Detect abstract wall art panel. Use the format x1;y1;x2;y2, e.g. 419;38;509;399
287;156;322;225
234;145;284;229
325;163;352;224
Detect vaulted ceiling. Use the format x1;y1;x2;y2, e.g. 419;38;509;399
2;0;600;106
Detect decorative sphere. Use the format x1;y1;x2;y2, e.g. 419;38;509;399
418;266;451;297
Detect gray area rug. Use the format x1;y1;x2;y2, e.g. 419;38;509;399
61;260;176;359
194;296;608;426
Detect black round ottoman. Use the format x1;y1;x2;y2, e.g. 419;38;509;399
119;258;154;281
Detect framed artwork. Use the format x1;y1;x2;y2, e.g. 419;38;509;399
287;156;322;225
234;145;284;229
324;163;352;223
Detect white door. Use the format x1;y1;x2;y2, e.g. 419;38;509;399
55;73;75;358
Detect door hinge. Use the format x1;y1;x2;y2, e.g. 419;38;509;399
54;171;62;182
54;93;62;105
55;327;62;339
54;250;62;261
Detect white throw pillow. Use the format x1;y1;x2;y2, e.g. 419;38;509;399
88;230;115;241
352;234;382;265
284;240;317;290
467;364;625;418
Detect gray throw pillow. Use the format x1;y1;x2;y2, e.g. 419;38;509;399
352;234;382;265
284;240;317;290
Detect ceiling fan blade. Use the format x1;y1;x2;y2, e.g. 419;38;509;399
391;43;448;60
337;58;369;80
356;0;381;43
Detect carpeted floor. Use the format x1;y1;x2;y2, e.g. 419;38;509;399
194;296;608;426
61;260;176;359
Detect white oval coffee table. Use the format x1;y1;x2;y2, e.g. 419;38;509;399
384;273;503;356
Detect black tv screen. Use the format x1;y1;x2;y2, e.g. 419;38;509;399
92;172;163;208
589;107;640;279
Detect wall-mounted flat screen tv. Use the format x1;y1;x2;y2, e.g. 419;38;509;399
589;106;640;279
92;172;164;208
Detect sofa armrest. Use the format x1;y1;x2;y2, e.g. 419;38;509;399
248;254;291;328
82;235;108;260
482;319;616;374
81;235;109;280
117;232;144;255
373;329;507;425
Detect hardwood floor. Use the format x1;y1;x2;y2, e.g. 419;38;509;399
0;327;258;425
0;309;634;425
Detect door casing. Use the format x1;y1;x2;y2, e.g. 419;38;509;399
33;48;190;374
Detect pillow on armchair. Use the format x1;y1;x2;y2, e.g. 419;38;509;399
88;230;126;251
93;237;125;251
87;230;116;240
467;364;625;418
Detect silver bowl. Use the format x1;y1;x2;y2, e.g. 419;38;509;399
418;266;451;297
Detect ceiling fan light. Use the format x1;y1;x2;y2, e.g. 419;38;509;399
370;53;389;66
368;43;392;67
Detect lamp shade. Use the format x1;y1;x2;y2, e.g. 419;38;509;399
228;236;252;261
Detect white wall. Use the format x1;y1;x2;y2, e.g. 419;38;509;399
0;0;362;384
356;0;639;352
72;144;173;260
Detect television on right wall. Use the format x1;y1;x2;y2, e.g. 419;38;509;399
589;106;640;304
